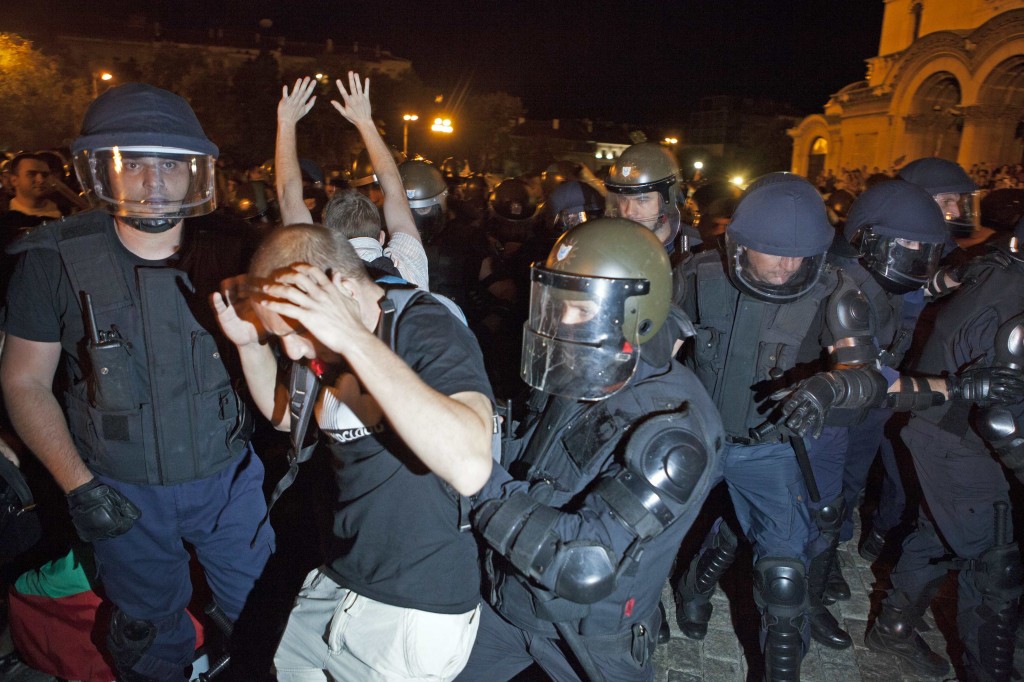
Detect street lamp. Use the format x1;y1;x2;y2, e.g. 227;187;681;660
431;117;453;134
664;137;678;145
402;114;418;156
693;161;704;171
92;70;114;98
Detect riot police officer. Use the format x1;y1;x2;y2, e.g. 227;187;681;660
456;218;723;681
898;156;979;241
398;159;477;307
673;173;883;680
808;179;948;642
865;219;1024;681
1;84;272;681
604;142;688;254
470;177;541;398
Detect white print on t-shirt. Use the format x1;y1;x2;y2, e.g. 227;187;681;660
315;372;386;444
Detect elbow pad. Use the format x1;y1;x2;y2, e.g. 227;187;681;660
475;493;617;604
597;409;713;541
827;284;877;366
977;407;1024;483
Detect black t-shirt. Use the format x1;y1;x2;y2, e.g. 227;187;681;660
321;292;494;614
3;222;170;388
0;211;52;302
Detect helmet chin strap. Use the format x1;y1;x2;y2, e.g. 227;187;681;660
121;217;180;233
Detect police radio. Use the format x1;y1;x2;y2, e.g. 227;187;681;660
82;292;135;412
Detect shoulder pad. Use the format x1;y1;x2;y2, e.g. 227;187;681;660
5;219;60;255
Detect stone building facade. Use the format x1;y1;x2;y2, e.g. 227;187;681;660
789;0;1024;177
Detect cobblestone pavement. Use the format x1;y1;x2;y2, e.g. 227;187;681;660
652;522;1024;682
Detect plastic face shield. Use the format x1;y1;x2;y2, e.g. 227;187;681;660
934;191;979;238
725;234;825;303
520;267;648;400
74;146;216;218
861;233;943;286
554;207;603;231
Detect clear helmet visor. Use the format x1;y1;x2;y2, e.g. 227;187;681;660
605;190;664;232
725;233;825;303
521;267;647;400
934;191;978;238
860;232;943;290
73;146;216;219
554;207;602;232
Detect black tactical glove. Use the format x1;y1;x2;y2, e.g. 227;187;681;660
946;366;1024;408
773;367;888;438
66;478;141;542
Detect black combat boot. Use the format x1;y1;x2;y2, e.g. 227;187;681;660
859;527;887;563
673;524;738;640
866;597;950;677
807;549;852;649
823;559;852;603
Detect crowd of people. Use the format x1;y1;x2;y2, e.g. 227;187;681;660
0;74;1021;682
814;161;1024;198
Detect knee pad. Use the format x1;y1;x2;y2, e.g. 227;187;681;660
754;557;807;623
108;608;157;680
812;495;846;536
973;543;1024;605
755;558;808;681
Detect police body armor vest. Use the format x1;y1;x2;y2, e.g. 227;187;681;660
492;362;716;637
11;212;251;485
685;251;838;437
914;256;1024;441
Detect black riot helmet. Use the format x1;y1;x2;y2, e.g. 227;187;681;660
399;159;448;241
452;174;489;222
604;142;682;247
521;218;671;400
440;157;471;180
898;157;978;238
725;173;833;303
540;160;580;198
690;181;741;245
349;149;377;189
489;178;539;243
980;188;1024;233
489;177;538;222
545;181;604;233
827;188;857;226
1001;216;1024;264
844;179;946;294
71;83;218;233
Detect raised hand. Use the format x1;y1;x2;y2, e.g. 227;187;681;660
331;71;373;127
211;275;263;349
278;77;318;127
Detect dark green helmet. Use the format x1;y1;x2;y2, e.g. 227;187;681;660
350;147;406;188
604;142;681;204
399;160;448;211
522;218;671;400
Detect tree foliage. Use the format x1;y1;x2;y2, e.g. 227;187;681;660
0;31;529;176
0;33;89;151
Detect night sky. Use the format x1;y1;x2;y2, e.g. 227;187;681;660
5;0;885;123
